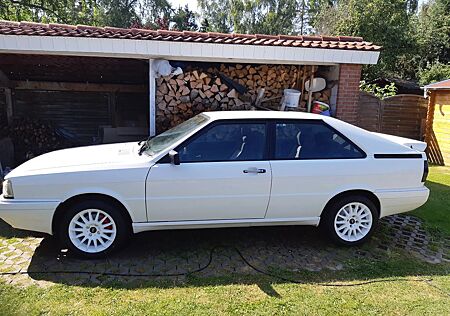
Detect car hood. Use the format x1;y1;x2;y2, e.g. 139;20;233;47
7;142;152;177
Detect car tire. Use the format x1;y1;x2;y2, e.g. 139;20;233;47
58;199;131;259
320;195;378;246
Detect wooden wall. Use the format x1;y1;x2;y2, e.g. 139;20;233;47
357;92;428;140
426;91;450;165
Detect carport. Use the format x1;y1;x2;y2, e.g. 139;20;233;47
0;20;380;169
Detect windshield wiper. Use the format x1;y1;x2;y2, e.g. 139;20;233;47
138;135;154;156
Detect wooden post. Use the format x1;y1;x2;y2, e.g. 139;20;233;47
424;90;436;145
4;88;13;125
149;59;156;136
108;92;117;127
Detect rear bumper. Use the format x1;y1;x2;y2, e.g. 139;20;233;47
375;187;430;218
0;197;59;234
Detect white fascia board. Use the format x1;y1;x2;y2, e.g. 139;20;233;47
0;34;380;65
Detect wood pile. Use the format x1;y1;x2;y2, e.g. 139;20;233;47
156;63;332;132
0;117;75;165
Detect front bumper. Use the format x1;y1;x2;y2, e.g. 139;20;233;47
375;187;430;218
0;197;59;234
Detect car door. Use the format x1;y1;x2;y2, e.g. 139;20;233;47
146;120;271;222
266;119;367;220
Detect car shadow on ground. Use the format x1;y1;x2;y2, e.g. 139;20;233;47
10;220;446;291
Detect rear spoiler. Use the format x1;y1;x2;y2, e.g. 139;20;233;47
371;132;427;152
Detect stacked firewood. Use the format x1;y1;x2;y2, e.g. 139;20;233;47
155;63;332;132
0;117;74;165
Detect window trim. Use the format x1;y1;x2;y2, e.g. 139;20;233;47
158;119;270;164
269;119;367;161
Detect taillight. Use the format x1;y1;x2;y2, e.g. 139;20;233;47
421;160;429;182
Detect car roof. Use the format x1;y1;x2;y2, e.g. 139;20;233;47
203;111;323;121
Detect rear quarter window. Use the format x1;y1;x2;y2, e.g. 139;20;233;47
275;121;365;160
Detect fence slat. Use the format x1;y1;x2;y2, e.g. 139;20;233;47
357;92;428;140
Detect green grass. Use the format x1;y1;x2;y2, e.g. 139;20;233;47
0;257;449;316
411;166;450;236
0;166;449;315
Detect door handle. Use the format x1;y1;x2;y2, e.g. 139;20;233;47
243;168;266;174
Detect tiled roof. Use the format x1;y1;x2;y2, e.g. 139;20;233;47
0;20;381;52
424;79;450;90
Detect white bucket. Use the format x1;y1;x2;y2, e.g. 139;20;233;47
282;89;301;108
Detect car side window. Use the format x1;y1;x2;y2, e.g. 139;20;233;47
178;123;266;162
275;121;365;160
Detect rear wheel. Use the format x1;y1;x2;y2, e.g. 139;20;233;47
321;195;378;246
59;200;130;258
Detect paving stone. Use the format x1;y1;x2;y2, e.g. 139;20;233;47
0;214;448;287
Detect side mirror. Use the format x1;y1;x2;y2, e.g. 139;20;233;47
169;150;180;165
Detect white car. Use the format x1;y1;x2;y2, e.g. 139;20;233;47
0;111;429;258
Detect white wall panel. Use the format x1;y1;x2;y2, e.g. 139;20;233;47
0;35;380;65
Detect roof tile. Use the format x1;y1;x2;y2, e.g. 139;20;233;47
0;20;381;52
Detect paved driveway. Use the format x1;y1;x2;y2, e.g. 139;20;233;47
0;215;448;287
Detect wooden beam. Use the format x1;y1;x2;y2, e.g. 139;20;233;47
4;88;13;125
11;80;147;93
149;59;156;136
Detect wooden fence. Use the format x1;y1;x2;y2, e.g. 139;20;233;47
357;92;428;140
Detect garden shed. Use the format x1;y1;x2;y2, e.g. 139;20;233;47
424;79;450;166
0;20;380;168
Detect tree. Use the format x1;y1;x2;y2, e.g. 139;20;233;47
198;0;299;35
415;0;450;83
197;0;232;33
312;0;418;80
171;5;198;31
0;0;100;25
97;0;140;28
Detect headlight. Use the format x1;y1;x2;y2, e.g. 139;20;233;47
2;180;14;199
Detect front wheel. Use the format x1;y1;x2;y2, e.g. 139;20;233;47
59;200;130;258
321;195;378;246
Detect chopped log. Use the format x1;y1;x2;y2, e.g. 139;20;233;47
181;86;190;96
227;89;237;99
190;89;199;100
180;96;190;103
204;90;214;98
210;85;219;93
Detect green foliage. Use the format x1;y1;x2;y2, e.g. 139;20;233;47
197;0;232;32
313;0;417;80
418;63;450;85
359;81;398;99
171;5;198;31
198;0;299;35
414;0;450;77
0;0;100;25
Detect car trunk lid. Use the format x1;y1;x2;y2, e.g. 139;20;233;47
371;132;427;152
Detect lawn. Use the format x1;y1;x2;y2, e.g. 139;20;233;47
0;166;449;316
411;166;450;236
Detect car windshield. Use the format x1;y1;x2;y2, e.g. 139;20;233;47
145;114;209;156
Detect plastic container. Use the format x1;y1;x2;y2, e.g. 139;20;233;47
312;101;331;116
282;89;301;108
